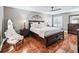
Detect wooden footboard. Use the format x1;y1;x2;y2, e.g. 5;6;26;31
44;31;64;47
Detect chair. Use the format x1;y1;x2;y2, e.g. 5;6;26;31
4;19;24;51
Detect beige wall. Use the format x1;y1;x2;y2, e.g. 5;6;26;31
0;6;3;43
0;6;3;33
62;13;69;31
4;7;52;32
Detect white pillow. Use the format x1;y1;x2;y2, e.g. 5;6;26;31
31;23;38;28
31;22;46;28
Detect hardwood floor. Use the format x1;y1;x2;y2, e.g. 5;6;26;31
0;32;77;53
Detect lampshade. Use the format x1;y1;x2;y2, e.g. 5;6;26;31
24;20;26;23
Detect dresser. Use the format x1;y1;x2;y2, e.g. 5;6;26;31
77;29;79;53
68;24;79;35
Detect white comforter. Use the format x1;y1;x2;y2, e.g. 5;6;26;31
30;27;63;38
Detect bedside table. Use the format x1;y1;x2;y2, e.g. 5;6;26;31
20;28;29;38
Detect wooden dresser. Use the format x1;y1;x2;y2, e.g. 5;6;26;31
77;29;79;53
68;24;79;35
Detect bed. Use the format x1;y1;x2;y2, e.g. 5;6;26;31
29;20;64;47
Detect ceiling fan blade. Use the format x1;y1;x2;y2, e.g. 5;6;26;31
51;8;61;11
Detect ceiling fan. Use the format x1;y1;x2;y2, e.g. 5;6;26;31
51;6;61;11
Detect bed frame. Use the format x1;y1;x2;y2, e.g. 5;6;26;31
30;31;64;47
29;20;64;47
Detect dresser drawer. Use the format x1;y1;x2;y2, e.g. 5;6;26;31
68;24;79;35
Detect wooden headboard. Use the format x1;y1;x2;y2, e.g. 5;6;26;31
29;20;44;29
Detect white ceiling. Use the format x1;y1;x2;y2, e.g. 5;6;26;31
8;6;79;15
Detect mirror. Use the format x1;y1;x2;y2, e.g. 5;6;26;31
69;15;79;24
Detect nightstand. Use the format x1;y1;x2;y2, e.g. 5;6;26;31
20;28;29;38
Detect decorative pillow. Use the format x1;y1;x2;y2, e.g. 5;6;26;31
39;23;45;28
31;22;46;28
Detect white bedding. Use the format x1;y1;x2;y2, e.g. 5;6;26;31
30;26;63;38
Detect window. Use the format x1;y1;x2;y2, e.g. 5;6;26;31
53;15;63;27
